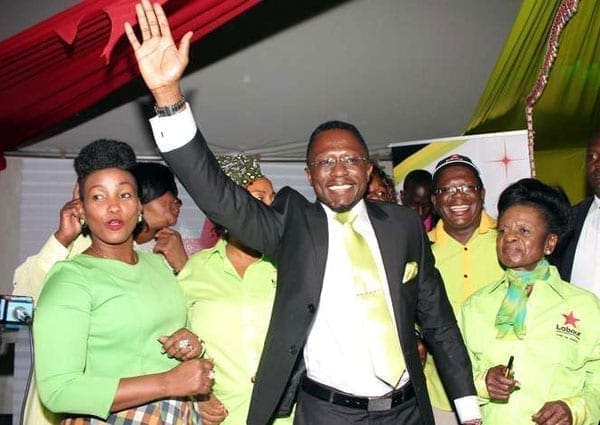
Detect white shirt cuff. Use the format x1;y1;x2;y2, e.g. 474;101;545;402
454;395;481;423
149;104;197;152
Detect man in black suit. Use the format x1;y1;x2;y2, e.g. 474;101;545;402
125;2;481;424
554;133;600;296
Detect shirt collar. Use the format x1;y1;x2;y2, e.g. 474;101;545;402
205;238;228;260
487;264;566;299
321;199;368;222
428;211;496;245
594;195;600;209
207;237;268;269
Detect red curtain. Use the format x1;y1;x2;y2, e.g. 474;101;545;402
0;0;261;170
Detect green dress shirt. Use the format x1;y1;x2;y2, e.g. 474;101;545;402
459;266;600;425
178;239;293;425
425;212;504;411
34;252;186;419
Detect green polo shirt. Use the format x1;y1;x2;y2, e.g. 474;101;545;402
178;239;293;425
425;212;504;411
459;266;600;425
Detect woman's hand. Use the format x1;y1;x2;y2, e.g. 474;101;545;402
54;184;83;247
124;0;192;105
198;393;228;425
154;228;188;273
416;338;427;366
531;401;572;425
485;364;518;401
158;328;204;361
165;358;214;397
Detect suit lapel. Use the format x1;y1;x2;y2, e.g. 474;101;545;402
564;197;594;278
305;202;329;300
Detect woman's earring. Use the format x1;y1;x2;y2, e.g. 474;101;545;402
138;213;143;223
79;218;87;228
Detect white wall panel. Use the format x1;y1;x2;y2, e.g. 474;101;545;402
16;158;313;266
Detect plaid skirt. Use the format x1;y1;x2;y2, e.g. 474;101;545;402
61;399;201;425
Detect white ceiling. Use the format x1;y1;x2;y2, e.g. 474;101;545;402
3;0;521;161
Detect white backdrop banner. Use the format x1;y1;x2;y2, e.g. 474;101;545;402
390;129;531;218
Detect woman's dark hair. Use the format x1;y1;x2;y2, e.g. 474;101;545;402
74;139;137;195
497;178;572;239
132;162;178;204
73;139;137;235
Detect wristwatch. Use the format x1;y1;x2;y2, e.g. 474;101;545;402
154;96;186;117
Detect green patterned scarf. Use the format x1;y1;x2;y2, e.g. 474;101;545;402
495;258;551;339
216;153;263;187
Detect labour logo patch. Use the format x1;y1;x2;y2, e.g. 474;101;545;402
555;310;581;342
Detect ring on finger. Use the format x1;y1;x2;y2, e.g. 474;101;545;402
177;339;191;350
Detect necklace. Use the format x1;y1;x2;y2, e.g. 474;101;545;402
89;244;138;265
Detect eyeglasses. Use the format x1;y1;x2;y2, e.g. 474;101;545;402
307;156;369;170
433;184;480;196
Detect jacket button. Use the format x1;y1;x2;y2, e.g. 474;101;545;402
289;345;298;355
307;304;316;313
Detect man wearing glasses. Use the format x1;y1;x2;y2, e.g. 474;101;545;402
425;154;505;424
125;2;482;424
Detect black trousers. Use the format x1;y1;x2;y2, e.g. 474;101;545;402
293;387;422;425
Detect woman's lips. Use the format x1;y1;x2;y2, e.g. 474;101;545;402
105;219;124;231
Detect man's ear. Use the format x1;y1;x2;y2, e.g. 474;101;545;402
304;167;314;187
431;193;438;211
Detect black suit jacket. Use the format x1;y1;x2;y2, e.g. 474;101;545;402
162;130;476;425
554;197;594;281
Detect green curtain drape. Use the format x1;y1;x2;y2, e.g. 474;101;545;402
464;0;600;203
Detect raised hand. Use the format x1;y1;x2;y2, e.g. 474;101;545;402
54;183;83;247
124;0;193;105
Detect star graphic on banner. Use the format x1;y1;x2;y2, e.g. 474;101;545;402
562;311;580;327
486;143;518;180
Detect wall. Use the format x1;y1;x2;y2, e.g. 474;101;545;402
535;148;587;205
3;157;314;297
0;158;22;296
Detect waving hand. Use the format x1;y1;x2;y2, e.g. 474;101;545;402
124;0;192;105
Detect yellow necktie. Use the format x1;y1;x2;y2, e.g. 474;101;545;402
335;211;405;387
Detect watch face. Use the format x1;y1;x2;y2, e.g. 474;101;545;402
154;98;186;116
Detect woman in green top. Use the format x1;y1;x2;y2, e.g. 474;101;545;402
460;179;600;425
179;154;294;425
34;139;213;424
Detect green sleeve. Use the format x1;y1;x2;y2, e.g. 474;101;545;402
459;299;493;403
34;263;119;419
562;319;600;425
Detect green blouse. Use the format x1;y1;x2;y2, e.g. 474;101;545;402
178;239;293;425
34;252;187;419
